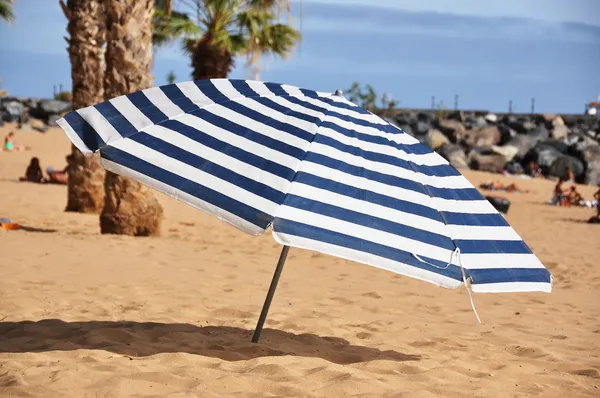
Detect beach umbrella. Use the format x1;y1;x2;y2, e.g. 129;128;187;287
57;79;552;343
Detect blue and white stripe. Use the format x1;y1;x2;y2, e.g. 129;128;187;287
57;79;552;294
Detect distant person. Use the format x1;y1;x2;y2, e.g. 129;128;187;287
548;178;568;205
45;165;69;185
3;132;30;152
566;186;584;206
19;157;44;183
594;185;600;214
566;166;575;183
527;161;542;178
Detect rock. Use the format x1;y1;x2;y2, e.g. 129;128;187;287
580;145;600;185
417;111;436;123
524;143;563;172
497;124;517;144
425;129;450;150
436;119;466;141
469;151;507;173
1;101;25;122
549;155;585;181
509;118;536;134
18;108;30;124
30;99;71;120
542;139;569;153
485;113;498;123
46;114;61;126
473;116;488;129
415;120;431;135
26;97;41;110
438;143;468;169
553;116;565;127
552;125;569;140
543;113;557;123
491;145;519;162
505;135;537;160
397;124;414;137
527;125;550;140
464;126;501;147
486;196;510;214
504;161;524;174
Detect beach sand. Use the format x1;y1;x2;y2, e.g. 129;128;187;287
0;124;599;397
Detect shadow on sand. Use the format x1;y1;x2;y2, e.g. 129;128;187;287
0;320;420;365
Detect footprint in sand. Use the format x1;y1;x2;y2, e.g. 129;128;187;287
504;345;547;358
568;369;600;379
361;292;382;299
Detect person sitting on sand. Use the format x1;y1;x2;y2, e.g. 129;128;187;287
527;161;542;178
593;185;600;214
548;178;569;205
566;186;584;206
19;157;44;183
3;132;30;152
44;154;74;185
45;165;69;185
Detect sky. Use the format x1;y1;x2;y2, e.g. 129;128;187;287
0;0;599;113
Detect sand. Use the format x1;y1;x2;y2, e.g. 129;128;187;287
0;124;599;397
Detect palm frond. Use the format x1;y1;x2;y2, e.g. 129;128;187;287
153;7;202;47
0;0;15;23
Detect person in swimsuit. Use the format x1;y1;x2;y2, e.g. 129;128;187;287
19;157;44;183
3;132;30;151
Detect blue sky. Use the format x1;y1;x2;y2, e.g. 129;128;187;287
0;0;599;113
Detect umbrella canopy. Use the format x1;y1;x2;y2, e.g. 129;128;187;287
57;79;551;297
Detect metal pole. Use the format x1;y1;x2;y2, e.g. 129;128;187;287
251;245;290;343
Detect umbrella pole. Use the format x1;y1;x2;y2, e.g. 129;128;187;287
251;245;290;343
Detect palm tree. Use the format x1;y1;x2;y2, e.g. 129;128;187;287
59;0;107;213
100;0;163;236
0;0;15;23
153;0;300;80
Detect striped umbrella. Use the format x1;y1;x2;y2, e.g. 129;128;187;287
57;79;552;342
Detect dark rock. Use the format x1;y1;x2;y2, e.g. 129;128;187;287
486;196;510;214
527;125;550;140
504;135;537;160
436;119;466;142
549;155;585;181
30;99;71;120
524;143;563;172
497;124;517;144
438;143;468;169
541;139;569;154
469;151;507;173
508;118;536;134
40;99;71;114
46;114;61;126
417;111;436;123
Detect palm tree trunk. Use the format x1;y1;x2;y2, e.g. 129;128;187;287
100;0;163;236
190;36;234;80
60;0;106;213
